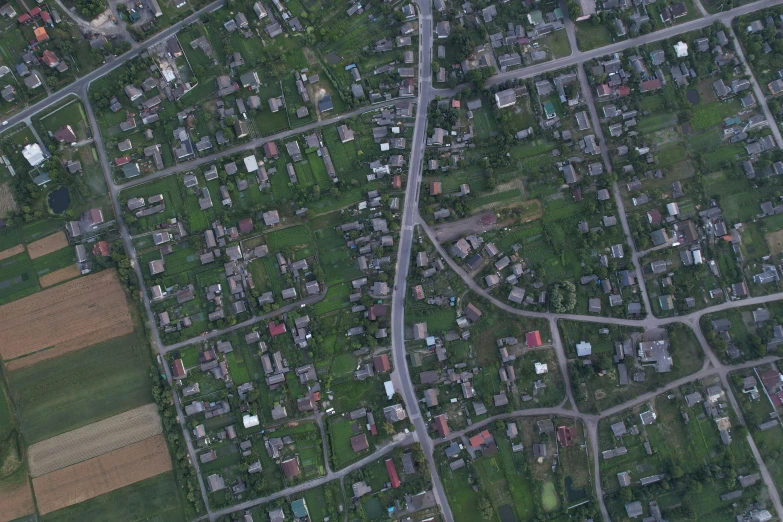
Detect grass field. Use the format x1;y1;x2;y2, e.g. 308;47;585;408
31;246;74;275
7;333;153;444
41;471;185;522
0;251;39;305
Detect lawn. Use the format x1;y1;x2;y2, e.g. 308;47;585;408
31;246;74;275
0;225;21;250
7;333;153;443
0;251;39;305
41;471;185;522
575;21;614;51
327;417;364;469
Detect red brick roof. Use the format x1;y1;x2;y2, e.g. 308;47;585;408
172;359;186;379
526;330;542;347
373;354;391;373
557;426;576;447
433;414;449;438
385;458;400;488
17;13;30;23
618;86;631;97
281;457;300;478
392;175;401;189
92;241;110;256
351;433;369;452
29;7;41;16
115;156;131;166
268;321;287;337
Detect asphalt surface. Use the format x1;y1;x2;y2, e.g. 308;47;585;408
38;0;783;518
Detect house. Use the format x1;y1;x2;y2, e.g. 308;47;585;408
351;433;369;452
494;89;516;109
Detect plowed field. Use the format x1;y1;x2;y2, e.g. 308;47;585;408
0;270;133;361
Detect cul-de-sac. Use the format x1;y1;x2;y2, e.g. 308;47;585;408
4;0;783;520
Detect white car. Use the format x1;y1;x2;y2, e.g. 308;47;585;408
2;121;8;126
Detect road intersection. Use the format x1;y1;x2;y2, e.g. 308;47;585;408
7;0;783;519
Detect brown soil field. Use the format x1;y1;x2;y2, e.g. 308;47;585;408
0;270;133;361
0;182;17;217
0;244;25;261
4;325;131;371
39;265;81;288
767;230;783;258
26;231;68;259
28;404;162;477
33;434;172;515
0;479;35;522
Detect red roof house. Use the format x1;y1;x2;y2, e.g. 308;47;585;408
468;429;491;448
33;26;48;42
647;209;662;224
451;99;460;108
92;241;110;256
29;7;41;17
263;141;278;159
369;304;387;321
760;369;782;393
617;85;631;97
53;125;75;143
350;433;369;452
281;457;300;478
526;330;542;347
172;358;186;379
17;13;30;23
373;354;391;373
238;217;253;234
557;426;576;447
433;414;449;438
385;458;401;488
115;156;131;166
640;79;663;93
268;321;287;337
392;175;401;189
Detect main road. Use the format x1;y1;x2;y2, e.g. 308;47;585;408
389;1;456;521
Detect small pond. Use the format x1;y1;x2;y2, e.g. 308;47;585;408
498;503;516;522
326;51;341;64
47;186;71;214
686;88;699;105
565;476;586;503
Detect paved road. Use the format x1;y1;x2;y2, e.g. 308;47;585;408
0;0;226;136
161;292;326;353
388;2;455;521
209;432;418;518
728;25;783;148
115;101;407;191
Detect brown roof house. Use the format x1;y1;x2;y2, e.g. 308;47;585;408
464;303;482;323
351;433;369;453
263;141;279;159
281;457;300;478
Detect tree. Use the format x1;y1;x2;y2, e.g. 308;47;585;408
466;67;495;89
478;495;493;519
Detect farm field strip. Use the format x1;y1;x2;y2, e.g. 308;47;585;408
0;244;24;261
0;270;133;361
0;479;35;522
28;404;163;477
33;434;172;515
38;265;81;288
26;232;68;260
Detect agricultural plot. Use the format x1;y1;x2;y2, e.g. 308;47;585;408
28;403;162;477
41;471;185;522
0;269;133;362
26;231;68;259
38;265;81;288
7;332;153;444
0;251;39;306
33;435;173;515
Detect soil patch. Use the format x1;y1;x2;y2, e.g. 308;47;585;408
0;270;133;361
26;231;68;259
767;230;783;258
0;183;17;216
0;244;25;261
0;478;34;522
39;265;81;288
28;404;162;477
33;434;172;515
